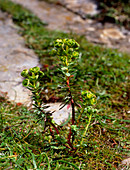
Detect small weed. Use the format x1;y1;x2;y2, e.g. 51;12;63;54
21;39;98;151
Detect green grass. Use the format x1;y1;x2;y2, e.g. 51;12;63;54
0;0;130;169
95;0;130;29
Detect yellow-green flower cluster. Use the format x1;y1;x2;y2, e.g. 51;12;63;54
21;67;44;88
81;90;96;106
51;38;80;66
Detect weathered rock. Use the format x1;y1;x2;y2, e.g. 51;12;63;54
60;0;99;16
0;10;72;123
0;11;40;105
12;0;130;53
12;0;77;32
119;157;130;169
44;103;72;125
121;157;130;166
100;28;126;40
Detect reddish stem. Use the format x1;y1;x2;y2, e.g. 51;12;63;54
66;76;75;125
49;127;55;139
50;121;72;149
49;121;60;134
67;129;73;147
71;99;75;125
48;75;76;150
66;76;75;145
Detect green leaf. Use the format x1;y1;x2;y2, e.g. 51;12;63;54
22;79;30;87
61;67;68;71
65;73;70;77
21;69;29;78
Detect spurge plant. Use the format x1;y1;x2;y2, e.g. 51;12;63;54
21;38;97;151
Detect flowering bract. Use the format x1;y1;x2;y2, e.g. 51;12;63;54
51;38;80;66
81;90;96;106
21;67;44;88
22;78;30;87
29;66;40;73
21;69;29;78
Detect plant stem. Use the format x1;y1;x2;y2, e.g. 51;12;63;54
71;98;75;125
80;114;92;146
49;127;55;138
50;121;72;149
66;76;75;145
66;76;75;125
49;121;60;134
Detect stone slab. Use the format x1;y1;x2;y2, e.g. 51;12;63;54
0;11;40;105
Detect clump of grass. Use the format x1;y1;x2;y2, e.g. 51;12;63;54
0;0;129;169
0;94;129;169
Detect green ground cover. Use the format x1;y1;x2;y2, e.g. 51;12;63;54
0;0;129;169
96;0;130;29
